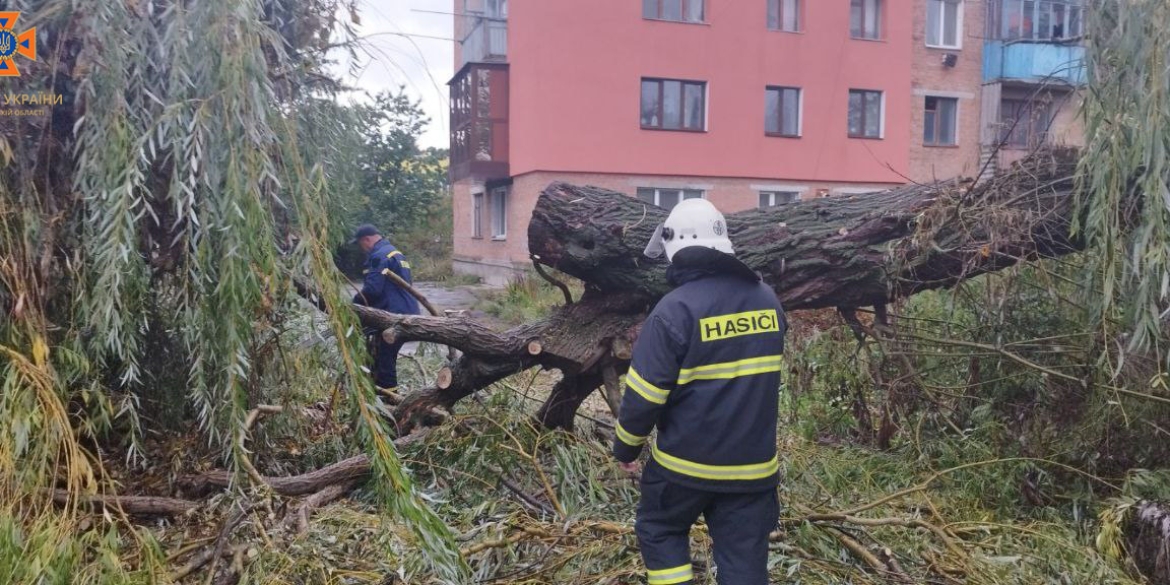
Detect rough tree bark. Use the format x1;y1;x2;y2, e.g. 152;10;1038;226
346;151;1082;431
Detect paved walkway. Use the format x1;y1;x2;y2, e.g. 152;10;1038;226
399;281;492;356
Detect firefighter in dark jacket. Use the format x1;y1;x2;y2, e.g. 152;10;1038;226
613;199;788;585
351;224;420;391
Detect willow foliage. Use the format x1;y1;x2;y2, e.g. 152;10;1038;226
0;0;466;580
1078;0;1170;361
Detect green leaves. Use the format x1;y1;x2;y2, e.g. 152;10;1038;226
2;0;467;579
1078;0;1170;363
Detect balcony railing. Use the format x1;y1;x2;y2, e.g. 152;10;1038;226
450;63;509;183
982;40;1085;85
460;18;507;67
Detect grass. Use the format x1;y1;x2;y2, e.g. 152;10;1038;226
474;272;585;326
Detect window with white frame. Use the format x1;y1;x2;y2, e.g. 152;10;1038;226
923;96;958;146
848;89;884;138
641;78;707;131
926;0;962;48
831;187;884;197
767;0;801;32
993;0;1083;41
484;0;507;18
636;187;704;211
643;0;704;23
850;0;882;40
488;187;507;239
472;192;484;239
765;87;802;137
759;191;800;208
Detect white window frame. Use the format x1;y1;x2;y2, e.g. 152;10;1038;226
850;0;883;40
831;186;886;196
488;187;507;240
643;0;706;24
765;86;803;137
636;187;705;210
926;0;963;49
758;190;802;208
848;89;885;139
471;190;484;239
996;0;1084;41
767;0;802;32
923;95;960;146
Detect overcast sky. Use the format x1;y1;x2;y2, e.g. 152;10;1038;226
332;0;455;149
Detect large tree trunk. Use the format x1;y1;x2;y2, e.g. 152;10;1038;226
348;150;1083;431
528;150;1080;309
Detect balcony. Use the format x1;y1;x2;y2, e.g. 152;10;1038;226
460;18;507;68
449;63;509;183
982;40;1085;85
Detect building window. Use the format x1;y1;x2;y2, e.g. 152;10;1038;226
643;0;704;23
641;78;706;132
999;98;1051;148
767;0;801;32
483;0;507;18
759;191;800;207
850;0;882;40
765;87;801;137
472;192;484;239
923;96;958;146
926;0;962;48
993;0;1083;41
636;188;704;211
848;89;883;139
489;187;507;239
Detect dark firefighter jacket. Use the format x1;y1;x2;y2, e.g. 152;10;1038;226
353;239;420;316
613;248;788;493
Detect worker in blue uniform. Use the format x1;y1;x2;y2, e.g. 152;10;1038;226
350;224;420;391
613;199;788;585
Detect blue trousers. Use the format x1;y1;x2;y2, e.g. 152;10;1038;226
635;464;779;585
372;334;404;390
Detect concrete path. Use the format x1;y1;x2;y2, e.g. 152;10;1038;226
400;281;494;356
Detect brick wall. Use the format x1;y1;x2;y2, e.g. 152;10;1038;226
908;0;986;182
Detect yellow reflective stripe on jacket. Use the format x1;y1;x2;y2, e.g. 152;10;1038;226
386;250;403;259
615;422;647;446
676;354;785;385
625;368;669;405
647;564;693;585
652;444;779;481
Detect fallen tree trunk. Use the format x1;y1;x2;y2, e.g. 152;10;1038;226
337;151;1084;431
528;150;1081;309
52;491;200;516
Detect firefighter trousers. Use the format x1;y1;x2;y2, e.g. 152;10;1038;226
367;331;405;391
635;464;779;585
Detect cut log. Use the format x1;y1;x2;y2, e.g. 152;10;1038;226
435;367;453;390
527;340;543;355
528;150;1081;310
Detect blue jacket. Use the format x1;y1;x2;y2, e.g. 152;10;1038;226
613;250;788;493
354;239;420;316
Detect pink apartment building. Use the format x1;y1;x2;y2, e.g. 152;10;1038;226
449;0;1084;283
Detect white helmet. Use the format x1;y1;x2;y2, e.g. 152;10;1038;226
643;198;734;262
